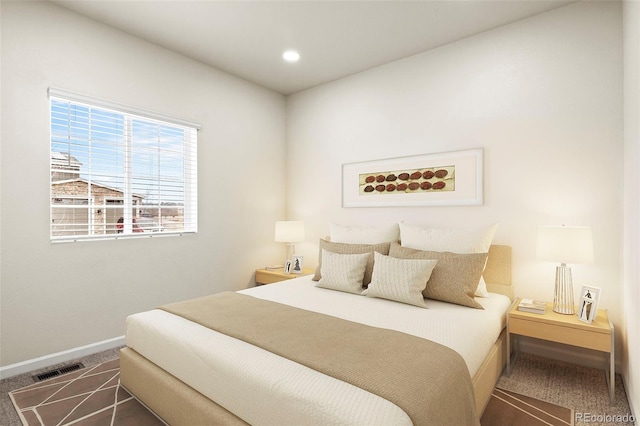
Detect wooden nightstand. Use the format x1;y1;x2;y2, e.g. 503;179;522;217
507;297;615;402
255;268;314;285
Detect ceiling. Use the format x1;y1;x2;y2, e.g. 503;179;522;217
50;0;576;95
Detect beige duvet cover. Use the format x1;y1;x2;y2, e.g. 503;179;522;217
160;291;480;426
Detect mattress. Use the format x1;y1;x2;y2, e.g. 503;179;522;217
125;275;511;425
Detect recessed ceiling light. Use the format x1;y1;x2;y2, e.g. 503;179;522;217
283;50;300;63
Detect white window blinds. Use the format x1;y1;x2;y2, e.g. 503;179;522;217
49;89;199;241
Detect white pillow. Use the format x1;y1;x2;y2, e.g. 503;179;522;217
363;252;437;308
399;222;498;253
330;222;400;244
398;222;498;297
316;250;370;295
475;277;490;297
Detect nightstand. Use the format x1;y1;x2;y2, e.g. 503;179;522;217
507;297;615;402
255;268;314;285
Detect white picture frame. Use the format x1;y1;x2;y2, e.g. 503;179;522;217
284;260;292;274
292;255;304;274
578;285;600;324
342;148;483;207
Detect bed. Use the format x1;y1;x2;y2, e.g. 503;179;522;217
120;242;512;426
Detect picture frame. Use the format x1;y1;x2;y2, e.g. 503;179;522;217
292;255;304;274
342;148;483;208
578;285;600;324
284;260;292;274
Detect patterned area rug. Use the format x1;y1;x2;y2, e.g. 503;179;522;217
9;358;163;425
496;353;634;426
481;387;574;426
10;354;623;426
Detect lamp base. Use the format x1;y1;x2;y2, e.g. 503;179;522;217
285;243;296;264
553;264;575;315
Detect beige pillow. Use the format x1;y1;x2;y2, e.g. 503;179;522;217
389;243;487;309
313;239;391;286
363;252;437;308
316;250;370;295
398;222;498;298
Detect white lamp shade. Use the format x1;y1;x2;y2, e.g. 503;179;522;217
275;221;305;243
537;225;593;264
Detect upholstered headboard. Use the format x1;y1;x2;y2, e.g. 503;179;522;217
483;245;513;300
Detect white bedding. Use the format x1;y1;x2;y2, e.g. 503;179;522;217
125;275;511;425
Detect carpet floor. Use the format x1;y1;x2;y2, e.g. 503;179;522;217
12;364;577;426
497;353;634;426
8;360;578;426
2;350;635;425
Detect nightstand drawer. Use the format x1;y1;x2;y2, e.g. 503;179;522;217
509;316;610;352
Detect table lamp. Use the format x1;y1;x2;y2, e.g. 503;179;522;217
537;225;593;314
275;221;305;265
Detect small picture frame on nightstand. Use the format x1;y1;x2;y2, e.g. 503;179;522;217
578;285;600;324
292;255;304;274
284;261;292;274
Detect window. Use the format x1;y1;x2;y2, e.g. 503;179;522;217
49;89;199;241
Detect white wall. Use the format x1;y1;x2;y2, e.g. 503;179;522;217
0;1;286;366
287;1;624;361
623;0;639;416
1;0;631;390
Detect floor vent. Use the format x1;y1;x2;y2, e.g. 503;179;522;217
33;362;84;382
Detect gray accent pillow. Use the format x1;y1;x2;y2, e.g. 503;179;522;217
313;239;391;286
389;242;487;309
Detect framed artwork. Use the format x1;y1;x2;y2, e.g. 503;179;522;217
342;148;483;207
284;260;292;274
292;255;304;274
578;285;600;324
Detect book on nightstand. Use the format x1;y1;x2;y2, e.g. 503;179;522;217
517;298;547;314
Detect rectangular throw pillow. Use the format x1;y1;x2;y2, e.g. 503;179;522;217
398;222;498;297
363;252;437;308
330;222;400;244
389;243;487;309
316;250;370;295
313;239;391;286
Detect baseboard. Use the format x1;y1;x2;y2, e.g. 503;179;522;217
0;335;125;380
621;374;638;421
516;336;621;372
